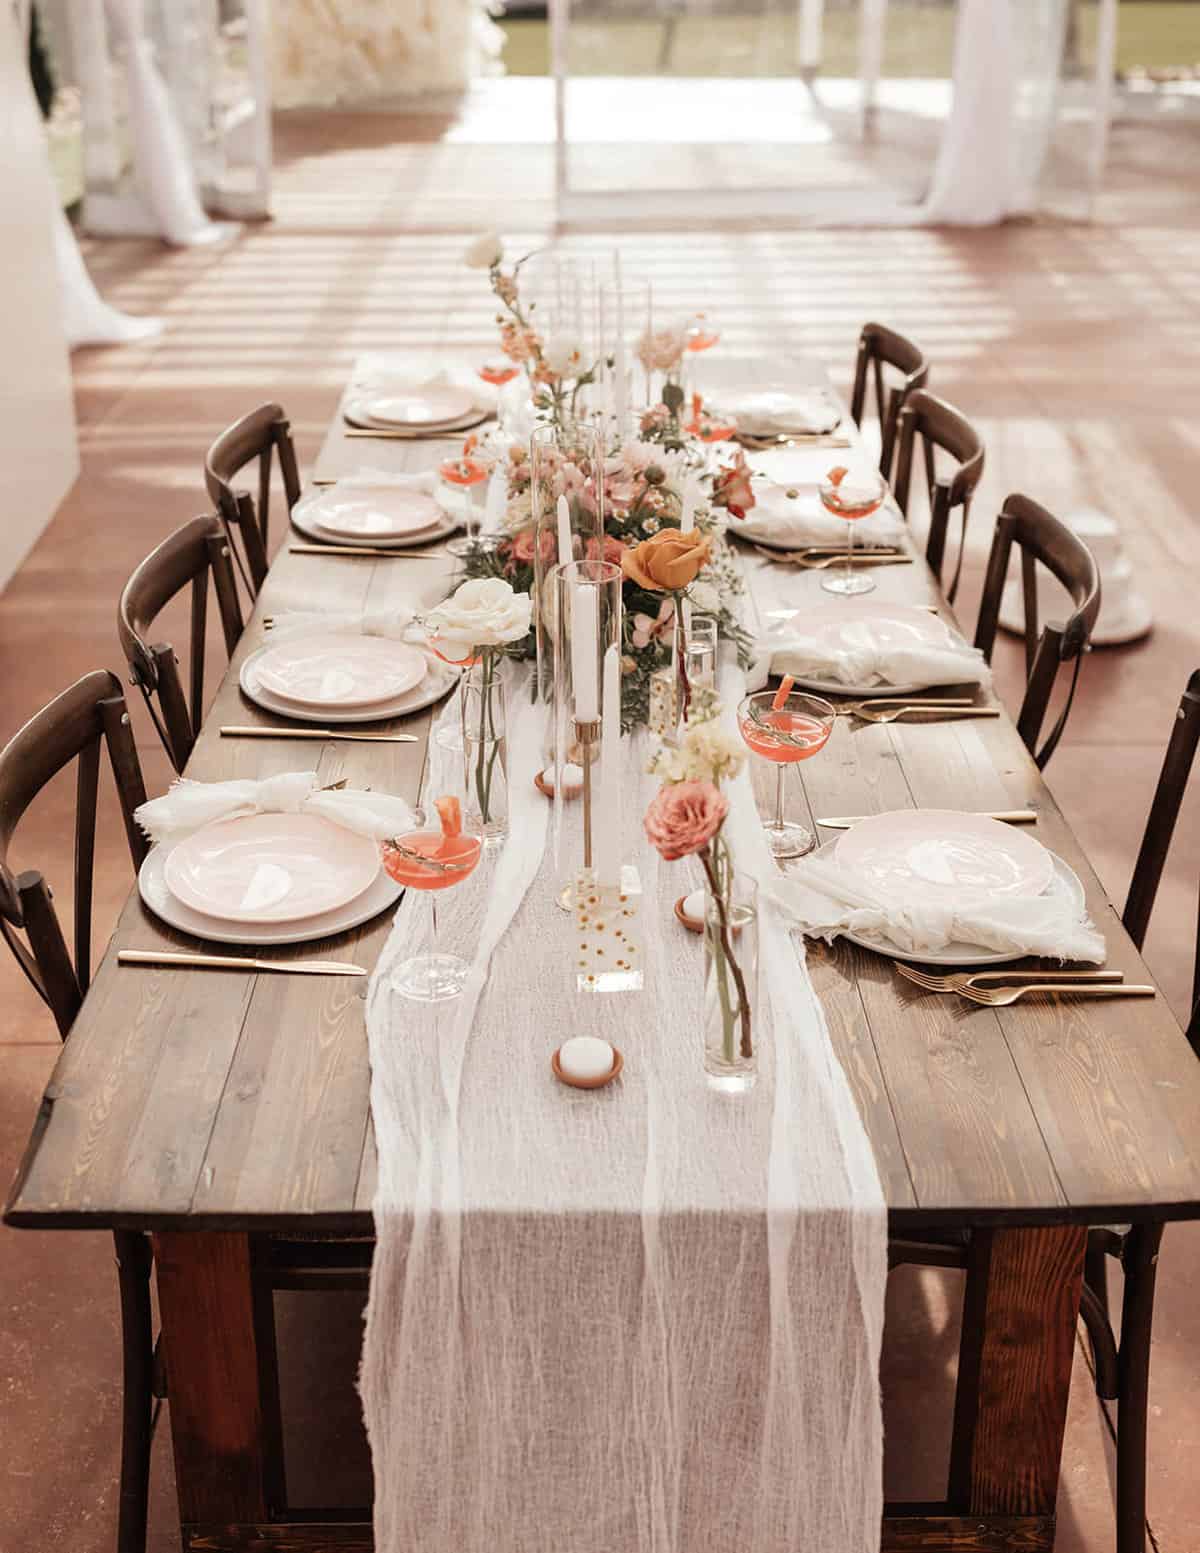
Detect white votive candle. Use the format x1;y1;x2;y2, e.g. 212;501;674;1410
556;494;572;567
683;889;705;925
559;1036;615;1083
540;763;584;796
571;583;599;722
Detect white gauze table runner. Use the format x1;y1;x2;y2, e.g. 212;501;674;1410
361;663;887;1552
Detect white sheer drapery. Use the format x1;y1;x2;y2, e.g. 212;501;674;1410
100;0;227;246
920;0;1071;224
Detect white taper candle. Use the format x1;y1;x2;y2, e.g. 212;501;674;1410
571;583;599;723
598;643;621;888
556;493;572;567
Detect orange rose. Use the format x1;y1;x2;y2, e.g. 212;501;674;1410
621;529;712;593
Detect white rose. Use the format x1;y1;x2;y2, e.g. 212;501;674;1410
542;334;585;376
688;580;720;615
424;577;533;650
464;230;503;270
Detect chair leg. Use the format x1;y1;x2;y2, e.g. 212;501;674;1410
1115;1222;1163;1553
1083;1232;1111;1388
113;1230;155;1553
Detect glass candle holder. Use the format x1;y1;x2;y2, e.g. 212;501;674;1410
530;420;606;706
572;863;644;992
684;614;719;697
553;559;623;890
598;278;653;420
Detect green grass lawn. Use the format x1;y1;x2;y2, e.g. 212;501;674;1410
500;1;1200;77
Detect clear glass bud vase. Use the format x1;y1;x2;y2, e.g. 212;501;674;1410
702;866;759;1092
461;658;508;846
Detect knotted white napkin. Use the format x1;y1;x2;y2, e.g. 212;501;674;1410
711;386;841;436
349;354;497;413
333;467;442;495
732;482;905;550
762;610;991;689
136;772;416;847
764;844;1106;962
263;605;418;643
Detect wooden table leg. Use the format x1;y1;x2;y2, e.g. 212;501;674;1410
154;1232;284;1541
950;1224;1088;1523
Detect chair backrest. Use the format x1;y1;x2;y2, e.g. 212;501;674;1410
1122;670;1200;1053
973;493;1101;771
891;388;985;605
0;671;149;1039
117;515;244;774
849;322;930;480
204;401;301;599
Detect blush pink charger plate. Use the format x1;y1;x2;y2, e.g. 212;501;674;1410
162;814;381;925
829;809;1082;966
250;633;428;710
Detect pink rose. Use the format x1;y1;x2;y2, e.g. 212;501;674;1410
508;528;556;567
644;780;728;861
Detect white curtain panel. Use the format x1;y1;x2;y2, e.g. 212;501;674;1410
102;0;226;245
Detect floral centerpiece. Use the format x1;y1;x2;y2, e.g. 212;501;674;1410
644;690;759;1088
465;231;596;431
421;577;533;842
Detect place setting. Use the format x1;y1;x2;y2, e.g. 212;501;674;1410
705;382;848;450
290;467;464;556
340;353;497;439
128;770;418;957
230;605;459;741
722;451;910;567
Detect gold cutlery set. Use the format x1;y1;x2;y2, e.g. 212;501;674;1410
892;961;1154;1006
751;543;912;570
289;543;442;559
119;950;367;978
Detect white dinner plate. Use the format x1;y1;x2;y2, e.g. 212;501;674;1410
250;633;428;710
349;385;478;428
140;845;403;947
836;809;1055;907
240;645;457;724
303;485;447;542
291;491;462;549
163;813;382;925
833;852;1087;967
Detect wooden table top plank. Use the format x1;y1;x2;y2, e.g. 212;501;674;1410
11;355;1200;1232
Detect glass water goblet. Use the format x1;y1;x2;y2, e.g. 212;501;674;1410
737;689;835;860
818;468;888;597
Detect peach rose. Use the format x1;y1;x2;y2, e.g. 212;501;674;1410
509;527;557;567
644;780;729;861
712;449;756;519
586;533;626;567
621;528;712;592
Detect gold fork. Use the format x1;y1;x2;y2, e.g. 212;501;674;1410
958;982;1155;1007
835;697;977;717
851;705;1000;725
751;542;907;565
894;963;1123;994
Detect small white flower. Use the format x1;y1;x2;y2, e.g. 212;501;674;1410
688;580;721;615
542;334;585;376
424;577;532;650
464;230;503;270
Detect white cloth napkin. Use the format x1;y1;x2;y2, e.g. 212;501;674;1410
733;481;905;550
711;386;841;436
334;467;441;494
136;772;416;847
765;842;1106;963
263;607;417;643
761;610;991;689
349;353;497;413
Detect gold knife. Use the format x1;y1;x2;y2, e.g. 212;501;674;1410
118;950;367;976
220;725;418;743
818;809;1038;829
289;544;443;559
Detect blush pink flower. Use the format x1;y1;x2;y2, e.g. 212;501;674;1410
508;527;557;567
644;780;729;861
586;533;626;567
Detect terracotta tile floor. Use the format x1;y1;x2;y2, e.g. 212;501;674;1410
3;99;1200;1549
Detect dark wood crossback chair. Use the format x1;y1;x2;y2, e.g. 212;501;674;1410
117;515;244;774
891;388;984;606
0;672;156;1553
893;674;1200;1553
974;494;1101;771
204;402;302;601
848;322;930;481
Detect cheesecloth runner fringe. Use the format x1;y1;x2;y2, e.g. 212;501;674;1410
361;662;886;1551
